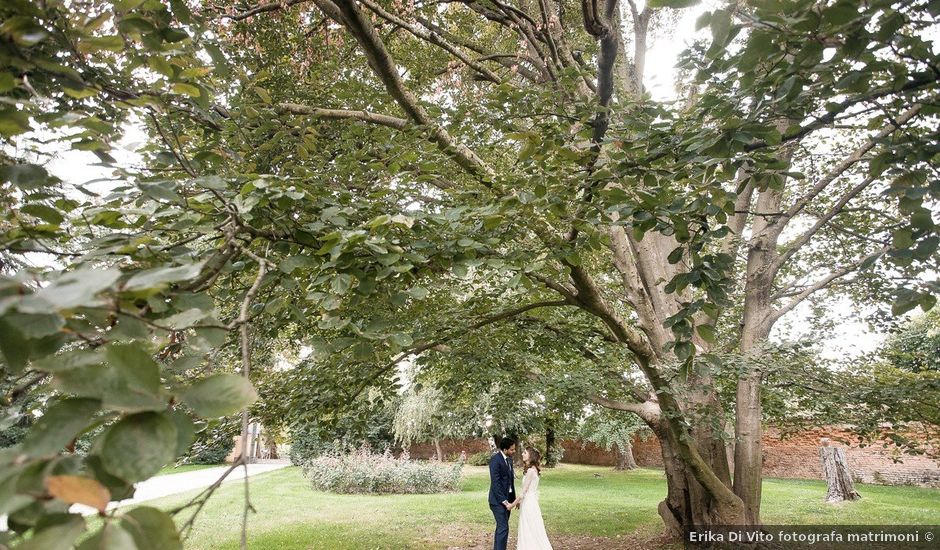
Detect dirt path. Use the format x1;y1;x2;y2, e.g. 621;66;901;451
434;525;680;549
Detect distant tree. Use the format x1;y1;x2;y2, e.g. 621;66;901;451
393;384;455;460
881;309;940;373
580;408;651;470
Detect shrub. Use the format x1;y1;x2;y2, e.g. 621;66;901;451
468;450;493;466
288;425;337;466
301;446;463;494
0;424;28;448
182;417;239;465
288;418;399;466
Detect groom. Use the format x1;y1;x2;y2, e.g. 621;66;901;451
488;437;517;550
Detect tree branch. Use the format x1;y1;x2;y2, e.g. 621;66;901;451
318;0;495;182
778;105;922;231
358;0;501;83
588;394;660;423
771;246;889;322
225;0;311;21
745;78;935;152
377;299;573;373
277;104;408;129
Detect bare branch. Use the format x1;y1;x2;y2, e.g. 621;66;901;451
779;105;922;229
770;246;889;322
237;251;269;468
774;174;877;271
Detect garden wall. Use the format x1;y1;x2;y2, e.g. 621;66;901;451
409;426;940;488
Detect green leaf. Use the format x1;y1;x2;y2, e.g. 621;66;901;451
254;86;272;103
160;308;207;329
407;286;429;300
390;333;413;347
0;164;49;190
2;312;64;339
148;56;175;78
101;342;165;413
0;108;30;137
78;35;124;53
30;268;121;311
171;82;201;97
16;514;85;550
76;523;137;550
20;203;65;224
124;263;204;291
139;181;182;203
696;324;717;344
0;318;30;372
667;247;684;264
0;71;15;93
120;507;182;550
179;374;257;418
20;398;101;457
169;409;196;457
352;340;373;360
331;274;354;295
673;340;695;361
100;412;178;482
710;9;732;45
892;229;914;249
63;86;99;99
279;255;317;273
34;349;102;373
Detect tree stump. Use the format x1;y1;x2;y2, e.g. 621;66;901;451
819;439;861;502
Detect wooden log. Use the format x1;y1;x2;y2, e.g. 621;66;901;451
819;438;861;502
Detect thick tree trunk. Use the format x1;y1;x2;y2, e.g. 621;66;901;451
654;416;743;539
820;444;861;502
733;372;763;525
615;440;637;470
433;438;443;461
545;426;559;467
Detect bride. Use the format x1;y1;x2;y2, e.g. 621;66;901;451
511;447;553;550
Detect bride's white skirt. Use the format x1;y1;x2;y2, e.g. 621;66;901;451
516;495;552;550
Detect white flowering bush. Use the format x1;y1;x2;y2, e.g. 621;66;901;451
301;446;463;494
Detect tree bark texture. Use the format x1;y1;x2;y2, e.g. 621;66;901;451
820;447;861;502
615;440;637;470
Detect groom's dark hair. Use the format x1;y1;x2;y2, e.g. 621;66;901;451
497;437;516;450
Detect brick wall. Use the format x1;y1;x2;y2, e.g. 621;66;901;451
761;427;940;488
409;426;940;488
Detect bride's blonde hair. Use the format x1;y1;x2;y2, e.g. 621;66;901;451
524;447;542;476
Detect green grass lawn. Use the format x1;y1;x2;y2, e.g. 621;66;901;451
157;464;223;476
138;465;940;549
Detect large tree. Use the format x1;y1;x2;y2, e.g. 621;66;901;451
208;0;938;531
1;0;938;546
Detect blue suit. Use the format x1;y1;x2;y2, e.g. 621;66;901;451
488;452;516;550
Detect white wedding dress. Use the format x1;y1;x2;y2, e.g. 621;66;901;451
516;468;552;550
